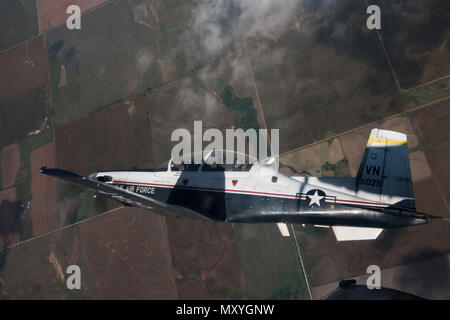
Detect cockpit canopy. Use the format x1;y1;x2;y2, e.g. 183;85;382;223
167;150;257;172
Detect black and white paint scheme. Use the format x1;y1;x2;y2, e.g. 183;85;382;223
41;129;437;241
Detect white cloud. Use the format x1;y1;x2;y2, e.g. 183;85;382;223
187;0;302;59
136;47;153;73
177;81;221;116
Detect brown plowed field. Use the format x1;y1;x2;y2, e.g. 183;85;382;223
30;143;58;236
0;36;48;101
0;188;19;248
165;217;246;299
1;143;20;189
76;207;178;299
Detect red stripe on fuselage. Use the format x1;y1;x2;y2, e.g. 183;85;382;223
112;180;390;207
113;180;299;198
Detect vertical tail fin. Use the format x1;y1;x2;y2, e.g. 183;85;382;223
356;129;415;208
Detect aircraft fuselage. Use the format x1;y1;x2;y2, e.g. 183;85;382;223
89;165;424;229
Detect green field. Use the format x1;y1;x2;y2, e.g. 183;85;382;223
402;77;450;109
0;0;38;52
233;223;310;299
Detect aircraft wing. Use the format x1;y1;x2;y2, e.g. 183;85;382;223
40;167;210;221
332;226;383;241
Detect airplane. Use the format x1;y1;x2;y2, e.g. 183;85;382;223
40;128;441;241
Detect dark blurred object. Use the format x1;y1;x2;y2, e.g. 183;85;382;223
322;279;425;300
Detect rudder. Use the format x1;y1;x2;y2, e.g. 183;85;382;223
356;128;415;208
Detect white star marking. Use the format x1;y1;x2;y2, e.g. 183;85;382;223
307;190;325;207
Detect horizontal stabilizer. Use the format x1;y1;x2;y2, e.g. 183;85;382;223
277;222;290;237
332;226;383;241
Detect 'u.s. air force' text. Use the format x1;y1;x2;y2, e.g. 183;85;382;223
176;304;275;317
118;184;155;195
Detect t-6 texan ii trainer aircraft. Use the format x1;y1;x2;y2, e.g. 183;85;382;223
41;129;441;241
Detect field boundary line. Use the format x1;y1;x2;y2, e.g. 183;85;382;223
290;224;313;300
0;0;118;56
0;205;124;253
280;94;450;158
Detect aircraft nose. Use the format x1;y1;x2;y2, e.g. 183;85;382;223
88;173;98;180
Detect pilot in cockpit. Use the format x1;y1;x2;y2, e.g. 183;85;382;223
232;155;243;171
